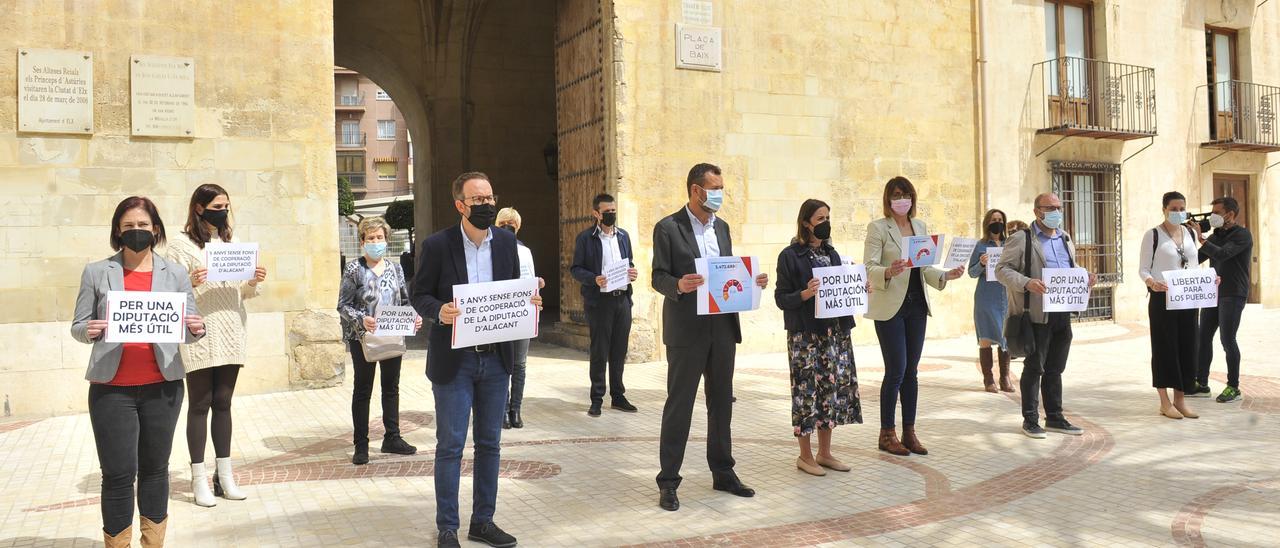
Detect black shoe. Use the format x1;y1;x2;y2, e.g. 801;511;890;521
659;487;680;511
352;444;369;465
509;409;523;429
380;435;417;455
1188;383;1213;398
1044;418;1084;436
731;396;737;402
437;530;461;548
502;414;511;429
712;478;756;498
610;398;638;412
467;521;517;548
588;403;602;417
1022;421;1046;439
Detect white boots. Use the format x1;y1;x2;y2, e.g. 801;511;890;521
190;462;217;507
213;457;247;500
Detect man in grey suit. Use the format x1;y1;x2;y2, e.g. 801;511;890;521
651;163;768;511
996;193;1096;439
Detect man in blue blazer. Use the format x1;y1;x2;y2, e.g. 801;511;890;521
411;172;541;548
650;163;768;512
570;193;639;416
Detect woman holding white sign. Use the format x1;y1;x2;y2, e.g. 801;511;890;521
968;208;1014;393
71;196;205;547
863;177;964;457
165;183;266;507
338;216;422;465
1139;191;1204;420
774;199;862;477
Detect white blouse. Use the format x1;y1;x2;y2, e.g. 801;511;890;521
1138;225;1200;284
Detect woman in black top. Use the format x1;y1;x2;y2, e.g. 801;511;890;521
774;199;863;477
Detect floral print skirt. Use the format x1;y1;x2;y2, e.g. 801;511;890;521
789;328;862;437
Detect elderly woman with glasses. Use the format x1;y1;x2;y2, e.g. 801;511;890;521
1139;191;1213;420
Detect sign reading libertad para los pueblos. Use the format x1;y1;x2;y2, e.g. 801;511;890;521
1164;268;1218;311
451;278;540;348
105;291;187;344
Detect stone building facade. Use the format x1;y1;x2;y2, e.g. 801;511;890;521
2;0;1277;415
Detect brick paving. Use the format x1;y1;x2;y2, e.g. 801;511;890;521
2;308;1278;547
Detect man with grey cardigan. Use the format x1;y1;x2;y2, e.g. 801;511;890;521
996;193;1095;439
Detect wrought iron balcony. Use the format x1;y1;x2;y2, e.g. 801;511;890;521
336;131;366;148
336;93;366;108
1201;80;1280;153
1035;57;1157;140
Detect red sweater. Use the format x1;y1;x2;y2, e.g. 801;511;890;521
105;269;166;386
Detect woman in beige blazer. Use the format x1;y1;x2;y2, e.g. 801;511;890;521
71;196;205;548
863;177;963;456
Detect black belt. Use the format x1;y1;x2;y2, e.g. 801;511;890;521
465;344;495;353
605;290;626;297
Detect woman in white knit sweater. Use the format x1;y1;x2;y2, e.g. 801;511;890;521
165;184;266;507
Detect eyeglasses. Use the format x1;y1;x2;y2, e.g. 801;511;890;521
462;195;498;206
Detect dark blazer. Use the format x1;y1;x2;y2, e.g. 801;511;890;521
570;225;635;305
774;242;855;334
411;224;521;384
651;207;742;347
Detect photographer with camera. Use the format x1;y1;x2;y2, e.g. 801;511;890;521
1188;197;1253;403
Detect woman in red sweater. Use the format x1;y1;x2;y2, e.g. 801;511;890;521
71;197;205;548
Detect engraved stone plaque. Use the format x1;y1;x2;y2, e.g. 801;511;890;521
675;24;722;72
17;48;94;134
131;55;195;137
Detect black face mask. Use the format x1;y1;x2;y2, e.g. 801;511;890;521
987;222;1005;235
500;224;517;233
120;229;155;252
467;203;498;230
200;208;230;230
812;220;832;241
601;211;617;227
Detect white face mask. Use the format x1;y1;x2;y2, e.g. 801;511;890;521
1209;213;1225;228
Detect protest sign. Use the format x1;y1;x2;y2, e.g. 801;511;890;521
373;305;418;336
602;260;631;293
902;234;944;268
812;264;869;319
105;290;187;343
695;256;761;315
943;237;978;269
1164;268;1218;311
985;247;1004;282
451;278;540;348
1042;267;1090;312
205;242;259;282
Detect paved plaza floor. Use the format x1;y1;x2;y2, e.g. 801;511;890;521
2;308;1279;547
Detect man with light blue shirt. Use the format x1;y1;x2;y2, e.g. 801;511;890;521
412;172;542;548
996;193;1096;440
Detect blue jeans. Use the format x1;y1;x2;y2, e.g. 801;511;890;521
873;296;928;429
432;350;509;532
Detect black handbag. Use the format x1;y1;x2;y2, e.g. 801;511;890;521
1003;229;1037;359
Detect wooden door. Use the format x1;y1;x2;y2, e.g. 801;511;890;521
1213;174;1258;303
1206;27;1238;140
555;0;609;325
1046;1;1093;127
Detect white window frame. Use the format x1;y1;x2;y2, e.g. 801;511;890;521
377;120;396;140
376;161;397;180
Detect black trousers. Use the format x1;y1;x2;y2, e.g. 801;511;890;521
1021;312;1072;422
88;380;184;536
1148;293;1198;392
349;339;403;446
656;314;736;489
1198;296;1246;388
587;294;632;404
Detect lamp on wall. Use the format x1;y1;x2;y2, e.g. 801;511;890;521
542;134;558;180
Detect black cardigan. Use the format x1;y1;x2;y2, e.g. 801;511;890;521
774;242;856;334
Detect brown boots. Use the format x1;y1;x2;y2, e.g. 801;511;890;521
104;526;132;548
998;348;1015;392
878;427;909;456
140;516;167;548
979;348;998;392
879;426;927;456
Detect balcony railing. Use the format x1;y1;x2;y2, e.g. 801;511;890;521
336;93;366;107
336;131;366;148
1201;80;1280;153
1035;57;1157;140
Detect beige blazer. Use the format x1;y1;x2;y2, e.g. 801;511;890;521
995;227;1079;324
863;217;949;321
